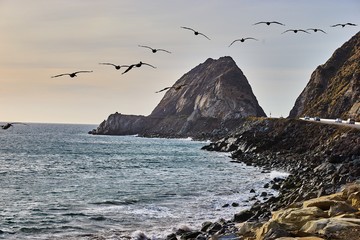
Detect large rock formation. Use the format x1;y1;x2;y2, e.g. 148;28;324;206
289;31;360;120
91;56;266;138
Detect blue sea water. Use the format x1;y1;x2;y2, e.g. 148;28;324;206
0;123;280;239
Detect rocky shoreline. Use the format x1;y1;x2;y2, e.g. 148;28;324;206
154;117;360;240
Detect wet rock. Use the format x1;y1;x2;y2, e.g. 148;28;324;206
200;221;212;232
206;222;223;234
232;209;254;223
231;202;239;207
166;233;178;240
180;231;202;239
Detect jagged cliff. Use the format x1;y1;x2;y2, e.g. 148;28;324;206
91;56;266;138
289;31;360;120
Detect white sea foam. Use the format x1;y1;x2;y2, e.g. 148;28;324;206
269;170;290;179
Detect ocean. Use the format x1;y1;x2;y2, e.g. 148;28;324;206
0;123;283;239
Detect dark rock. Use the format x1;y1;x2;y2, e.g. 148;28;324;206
250;189;256;193
263;227;291;240
216;233;240;240
271;183;280;190
195;234;206;240
166;233;178;240
232;209;254;223
206;222;223;234
200;221;212;232
231;202;239;207
180;231;202;239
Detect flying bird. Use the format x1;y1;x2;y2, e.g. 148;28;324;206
253;21;285;26
99;63;129;70
181;27;211;40
282;29;310;34
307;28;327;34
138;45;171;54
331;23;357;28
122;61;156;74
228;38;258;47
156;84;187;93
1;122;28;130
51;71;93;78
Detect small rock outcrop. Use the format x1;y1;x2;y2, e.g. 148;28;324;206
289;31;360;120
91;56;266;138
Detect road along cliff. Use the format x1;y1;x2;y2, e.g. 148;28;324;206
289;31;360;121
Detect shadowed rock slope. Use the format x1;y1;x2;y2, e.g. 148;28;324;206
289;31;360;121
91;56;266;138
203;117;359;221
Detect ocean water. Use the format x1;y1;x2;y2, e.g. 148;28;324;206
0;123;280;239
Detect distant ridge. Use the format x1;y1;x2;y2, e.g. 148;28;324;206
289;31;360;120
91;56;266;139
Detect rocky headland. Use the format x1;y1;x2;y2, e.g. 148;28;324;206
90;56;266;139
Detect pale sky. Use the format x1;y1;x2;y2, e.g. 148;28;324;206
1;0;359;124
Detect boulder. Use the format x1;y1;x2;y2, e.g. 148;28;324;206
255;220;288;240
302;192;344;210
232;209;254;223
348;191;360;209
271;207;328;230
301;218;360;236
328;202;357;217
275;237;325;240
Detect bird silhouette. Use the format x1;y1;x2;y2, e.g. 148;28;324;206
307;28;327;34
331;23;357;28
122;61;156;74
138;45;171;54
1;122;28;130
282;29;310;34
228;38;258;47
156;84;187;93
99;63;129;70
253;21;285;26
51;71;93;78
181;27;211;40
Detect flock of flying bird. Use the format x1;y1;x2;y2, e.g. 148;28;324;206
49;21;357;80
2;21;357;130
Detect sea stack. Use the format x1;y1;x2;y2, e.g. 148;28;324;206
91;56;266;139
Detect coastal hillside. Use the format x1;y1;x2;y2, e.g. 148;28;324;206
91;56;266;138
289;31;360;120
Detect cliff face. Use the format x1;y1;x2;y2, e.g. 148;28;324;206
91;56;266;138
150;57;266;120
289;31;360;120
